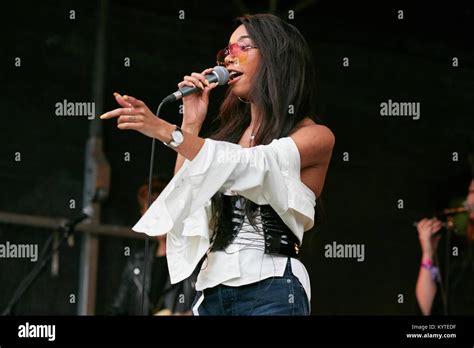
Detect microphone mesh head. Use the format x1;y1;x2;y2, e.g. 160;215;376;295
213;66;229;85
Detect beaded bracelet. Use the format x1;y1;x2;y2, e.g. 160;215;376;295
421;259;440;282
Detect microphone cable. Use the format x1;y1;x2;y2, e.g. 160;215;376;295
139;101;166;315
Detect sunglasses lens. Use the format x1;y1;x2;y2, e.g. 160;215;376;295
216;43;249;66
216;48;227;66
230;43;247;56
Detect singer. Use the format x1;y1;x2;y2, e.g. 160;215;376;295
100;14;334;315
415;178;474;315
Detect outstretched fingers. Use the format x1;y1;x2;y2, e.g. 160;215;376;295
100;92;146;119
121;94;145;108
100;106;142;119
117;122;144;130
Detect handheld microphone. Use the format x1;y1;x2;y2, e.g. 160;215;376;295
412;202;472;228
161;66;229;104
436;201;472;217
439;206;469;216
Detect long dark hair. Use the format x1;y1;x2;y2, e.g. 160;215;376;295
211;14;317;144
208;14;318;239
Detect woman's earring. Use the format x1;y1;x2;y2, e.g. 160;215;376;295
238;96;250;104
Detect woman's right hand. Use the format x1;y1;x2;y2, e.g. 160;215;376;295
416;217;443;258
178;67;220;127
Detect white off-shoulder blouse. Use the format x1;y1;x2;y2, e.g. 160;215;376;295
132;136;316;303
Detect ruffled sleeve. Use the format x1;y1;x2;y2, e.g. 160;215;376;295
132;136;316;284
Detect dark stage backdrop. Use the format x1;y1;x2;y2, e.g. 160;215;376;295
1;0;473;315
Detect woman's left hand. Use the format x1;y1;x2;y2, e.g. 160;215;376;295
100;93;169;140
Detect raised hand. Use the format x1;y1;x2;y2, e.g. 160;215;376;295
178;67;220;127
416;218;443;258
100;93;172;140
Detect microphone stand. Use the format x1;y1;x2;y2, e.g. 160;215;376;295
433;213;458;315
2;212;90;315
442;215;455;315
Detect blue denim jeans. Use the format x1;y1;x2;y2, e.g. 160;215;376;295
192;258;310;315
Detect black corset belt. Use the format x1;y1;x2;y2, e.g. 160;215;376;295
210;194;301;259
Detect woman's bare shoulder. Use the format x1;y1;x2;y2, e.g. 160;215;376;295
292;118;335;145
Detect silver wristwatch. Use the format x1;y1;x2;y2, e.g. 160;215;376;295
163;125;184;148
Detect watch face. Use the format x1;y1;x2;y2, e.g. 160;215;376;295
173;130;184;143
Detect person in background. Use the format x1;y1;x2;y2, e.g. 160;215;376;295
107;176;197;315
415;177;474;315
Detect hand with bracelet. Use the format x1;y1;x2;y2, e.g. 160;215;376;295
416;217;443;265
415;217;443;315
